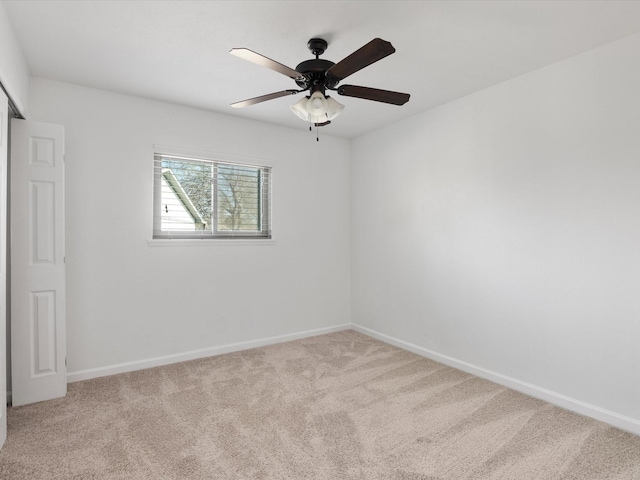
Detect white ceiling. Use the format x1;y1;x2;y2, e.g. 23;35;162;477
4;0;640;138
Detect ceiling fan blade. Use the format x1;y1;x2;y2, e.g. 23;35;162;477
337;85;410;105
231;90;300;108
326;38;395;81
230;48;303;80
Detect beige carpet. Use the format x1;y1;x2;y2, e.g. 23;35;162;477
1;330;639;479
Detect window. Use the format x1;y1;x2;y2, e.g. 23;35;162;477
153;152;271;239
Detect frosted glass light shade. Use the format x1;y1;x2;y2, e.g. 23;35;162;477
306;91;328;116
325;96;345;121
290;96;310;121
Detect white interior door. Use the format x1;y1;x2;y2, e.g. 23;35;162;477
0;88;9;447
10;119;66;407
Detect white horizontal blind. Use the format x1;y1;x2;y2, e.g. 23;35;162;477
153;153;271;239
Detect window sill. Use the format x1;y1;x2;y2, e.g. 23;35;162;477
148;239;276;247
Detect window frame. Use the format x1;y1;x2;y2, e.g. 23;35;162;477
152;147;272;241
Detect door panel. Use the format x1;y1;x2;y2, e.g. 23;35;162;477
10;119;66;407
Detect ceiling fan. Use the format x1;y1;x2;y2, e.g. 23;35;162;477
230;38;410;128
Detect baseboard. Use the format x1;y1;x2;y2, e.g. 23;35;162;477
65;321;640;436
351;323;640;436
67;323;351;383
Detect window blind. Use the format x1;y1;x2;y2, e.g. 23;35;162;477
153;153;271;239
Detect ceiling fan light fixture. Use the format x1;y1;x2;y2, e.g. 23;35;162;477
290;93;345;123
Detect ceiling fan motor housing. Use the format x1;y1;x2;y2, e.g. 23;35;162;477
295;59;337;90
294;38;339;90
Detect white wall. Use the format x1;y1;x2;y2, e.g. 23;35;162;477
28;77;351;377
352;32;640;430
0;1;29;116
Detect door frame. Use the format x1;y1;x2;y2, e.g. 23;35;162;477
0;84;9;449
